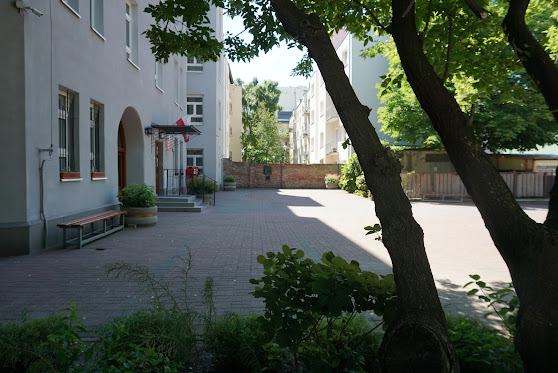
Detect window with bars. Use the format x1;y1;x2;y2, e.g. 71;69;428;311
90;101;104;172
187;96;203;124
187;57;203;72
58;90;79;172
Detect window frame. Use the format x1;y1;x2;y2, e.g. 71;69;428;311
90;101;104;173
125;1;132;60
155;60;164;92
186;149;204;174
187;57;204;72
90;0;105;39
58;89;79;173
186;95;204;125
61;0;80;17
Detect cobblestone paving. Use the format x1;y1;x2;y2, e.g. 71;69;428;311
0;189;547;334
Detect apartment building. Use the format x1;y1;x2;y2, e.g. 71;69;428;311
0;1;227;256
290;30;392;164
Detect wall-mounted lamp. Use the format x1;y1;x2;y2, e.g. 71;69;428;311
144;127;152;136
15;0;44;16
159;130;166;140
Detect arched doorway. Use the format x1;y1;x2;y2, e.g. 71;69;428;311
118;107;145;188
117;122;126;192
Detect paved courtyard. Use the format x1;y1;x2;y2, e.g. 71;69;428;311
0;189;547;334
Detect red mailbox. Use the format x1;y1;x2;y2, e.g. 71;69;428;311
186;166;199;178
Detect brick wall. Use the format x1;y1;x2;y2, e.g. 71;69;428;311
223;159;342;188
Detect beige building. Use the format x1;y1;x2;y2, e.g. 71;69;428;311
228;82;243;162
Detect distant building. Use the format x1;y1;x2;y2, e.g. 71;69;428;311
290;30;394;164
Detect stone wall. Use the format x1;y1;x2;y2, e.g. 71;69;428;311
223;159;342;188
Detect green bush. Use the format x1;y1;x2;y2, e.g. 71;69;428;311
95;309;196;370
223;175;235;182
117;183;157;208
446;314;522;372
189;176;218;195
250;246;397;372
204;313;273;372
339;154;366;194
0;314;66;372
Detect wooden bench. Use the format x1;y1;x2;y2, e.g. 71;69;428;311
58;210;126;249
421;193;465;202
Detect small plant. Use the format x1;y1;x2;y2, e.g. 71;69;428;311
223;175;235;182
446;314;523;372
189;176;217;195
250;246;397;372
364;223;382;241
339;153;364;193
464;274;518;336
117;183;157;208
324;173;340;184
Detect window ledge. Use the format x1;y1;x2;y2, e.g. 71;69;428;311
127;58;140;70
61;178;83;182
91;27;106;41
91;177;108;181
155;85;164;93
60;1;81;18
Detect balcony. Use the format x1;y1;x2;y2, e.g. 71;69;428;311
326;96;338;123
326;142;338;155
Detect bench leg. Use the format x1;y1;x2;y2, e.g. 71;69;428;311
62;228;67;249
78;227;83;249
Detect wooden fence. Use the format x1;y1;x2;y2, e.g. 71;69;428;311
401;172;555;199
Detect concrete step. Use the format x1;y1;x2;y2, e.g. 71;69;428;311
157;202;209;212
157;201;199;207
157;195;197;203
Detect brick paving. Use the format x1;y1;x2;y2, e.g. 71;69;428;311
0;189;547;334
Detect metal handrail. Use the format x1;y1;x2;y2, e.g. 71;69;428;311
163;168;187;195
187;174;217;206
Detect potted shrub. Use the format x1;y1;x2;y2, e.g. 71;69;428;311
190;176;217;201
223;175;236;191
117;183;158;226
324;174;340;189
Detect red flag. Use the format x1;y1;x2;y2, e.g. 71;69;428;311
175;115;192;143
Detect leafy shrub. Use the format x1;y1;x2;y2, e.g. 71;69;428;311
223;175;235;182
339;154;367;194
464;274;518;336
204;313;272;372
0;314;66;372
446;314;522;372
324;173;340;184
99;344;183;373
95;309;195;370
189;176;218;195
117;183;157;208
250;246;397;372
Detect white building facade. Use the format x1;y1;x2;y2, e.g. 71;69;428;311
291;31;392;164
0;0;227;256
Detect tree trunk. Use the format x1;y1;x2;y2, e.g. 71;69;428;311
270;0;459;370
389;0;558;370
502;0;558;124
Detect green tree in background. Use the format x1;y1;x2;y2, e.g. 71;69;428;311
236;78;283;162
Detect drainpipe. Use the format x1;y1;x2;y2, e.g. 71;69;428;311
39;146;53;248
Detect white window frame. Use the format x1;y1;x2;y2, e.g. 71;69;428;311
90;0;104;39
187;56;203;72
186;149;204;174
58;89;79;173
61;0;80;17
125;2;132;60
187;95;204;125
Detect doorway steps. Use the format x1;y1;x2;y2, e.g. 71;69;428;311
156;195;209;213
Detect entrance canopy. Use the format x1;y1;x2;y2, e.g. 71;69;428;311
150;124;201;135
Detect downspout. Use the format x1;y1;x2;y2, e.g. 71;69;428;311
38;146;53;248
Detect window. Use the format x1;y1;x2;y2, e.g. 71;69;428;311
187;149;204;174
175;63;180;104
155;60;164;91
187;57;203;72
320;132;324;149
58;90;79;172
187;96;203;124
91;0;104;36
61;0;79;15
90;101;104;172
125;1;138;64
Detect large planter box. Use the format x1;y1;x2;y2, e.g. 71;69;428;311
125;206;157;226
326;183;339;189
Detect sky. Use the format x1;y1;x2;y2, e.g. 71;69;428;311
223;15;310;88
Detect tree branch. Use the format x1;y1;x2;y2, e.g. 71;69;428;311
402;0;415;18
350;0;390;34
419;0;434;41
502;0;558;124
467;103;476;127
544;166;558;230
463;0;489;19
441;14;453;84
